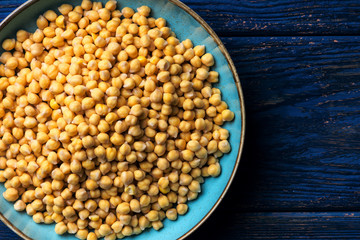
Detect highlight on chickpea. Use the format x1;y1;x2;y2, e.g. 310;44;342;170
0;0;235;239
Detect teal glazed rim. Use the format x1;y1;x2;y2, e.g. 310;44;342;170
0;0;246;239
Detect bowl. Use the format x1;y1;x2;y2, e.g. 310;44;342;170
0;0;245;239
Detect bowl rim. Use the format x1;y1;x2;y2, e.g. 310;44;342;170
0;0;246;239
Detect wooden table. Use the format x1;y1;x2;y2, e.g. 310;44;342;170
1;0;360;239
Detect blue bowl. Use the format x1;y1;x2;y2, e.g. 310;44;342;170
0;0;245;239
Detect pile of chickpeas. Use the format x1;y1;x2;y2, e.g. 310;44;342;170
0;0;235;239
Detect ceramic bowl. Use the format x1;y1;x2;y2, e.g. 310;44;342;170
0;0;245;239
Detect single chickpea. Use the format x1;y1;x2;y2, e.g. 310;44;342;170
55;222;68;235
157;195;169;209
3;188;19;202
122;7;135;18
208;163;221;177
176;203;188;215
5;57;18;70
137;6;151;16
62;206;76;218
87;232;98;240
99;224;113;237
14;199;26;211
58;4;73;15
218;140;231;153
30;43;44;57
116;202;130;215
188;180;201;193
196;68;209;80
179;173;193;186
207;71;219;83
222;109;235;121
186;140;201;152
146;210;159;222
166;208;178;220
82;97;95;110
105;0;117;10
181;149;194;161
75;229;89;239
121;171;134;186
152;221;163;231
201;53;215;66
121;225;132;236
16;30;29;42
2;39;15;51
44;10;57;21
68;11;82;23
193;45;205;56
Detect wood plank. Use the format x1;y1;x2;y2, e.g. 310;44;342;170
184;0;360;36
190;211;360;239
219;35;360;211
1;0;360;36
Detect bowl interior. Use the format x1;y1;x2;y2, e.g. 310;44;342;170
0;0;243;239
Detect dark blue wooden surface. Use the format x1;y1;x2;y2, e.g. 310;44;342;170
1;0;360;239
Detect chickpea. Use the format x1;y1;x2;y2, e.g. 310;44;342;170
121;171;134;186
116;202;130;215
2;39;16;51
5;57;18;70
30;43;44;56
137;6;150;16
62;206;76;218
221;109;235;121
99;176;113;190
68;11;82;22
196;68;209;80
122;7;135;18
99;224;113;237
121;225;133;236
194;45;205;56
43;10;57;22
208;163;221;177
218;140;231;153
176;203;188;215
201;53;215;66
188;180;201;193
209;93;222;106
152;220;163;231
14;199;26;211
55;222;68;235
128;199;140;213
58;4;72;14
16;30;29;42
87;232;98;240
187;140;201;152
158;195;169;209
3;188;19;202
146;210;159;221
105;0;117;10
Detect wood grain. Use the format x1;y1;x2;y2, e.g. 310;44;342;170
2;0;360;36
183;0;360;36
221;36;360;211
189;211;360;239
